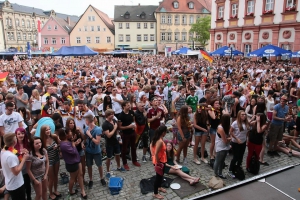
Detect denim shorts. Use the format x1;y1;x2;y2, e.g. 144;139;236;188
106;144;121;159
194;131;208;137
210;128;217;135
86;152;102;167
177;132;191;141
79;149;85;157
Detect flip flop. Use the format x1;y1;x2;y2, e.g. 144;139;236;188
153;194;164;199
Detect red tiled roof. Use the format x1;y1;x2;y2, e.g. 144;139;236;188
156;0;211;13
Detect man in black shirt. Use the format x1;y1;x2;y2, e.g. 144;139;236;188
102;109;125;178
118;101;141;170
199;89;212;105
23;80;36;99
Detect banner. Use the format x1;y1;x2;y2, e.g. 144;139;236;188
27;42;31;59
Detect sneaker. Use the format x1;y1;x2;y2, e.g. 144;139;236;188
117;167;126;172
102;154;107;161
267;151;274;157
273;151;281;157
218;174;227;179
124;164;130;171
105;172;111;179
142;156;147;163
201;158;208;164
227;171;235;179
183;158;188;165
133;161;141;167
100;179;106;186
88;180;93;189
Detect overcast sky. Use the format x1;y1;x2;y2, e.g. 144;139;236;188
9;0;161;18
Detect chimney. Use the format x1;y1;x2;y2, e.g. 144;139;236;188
67;16;71;26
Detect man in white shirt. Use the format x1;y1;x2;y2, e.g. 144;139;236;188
0;102;23;136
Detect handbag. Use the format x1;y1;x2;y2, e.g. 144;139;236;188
208;176;224;190
154;163;164;176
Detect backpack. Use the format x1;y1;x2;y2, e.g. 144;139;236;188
197;147;208;158
249;151;260;175
208;176;224;190
233;165;245;180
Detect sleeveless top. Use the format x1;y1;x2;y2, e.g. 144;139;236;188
175;95;186;111
215;125;230;152
46;140;60;161
151;139;167;164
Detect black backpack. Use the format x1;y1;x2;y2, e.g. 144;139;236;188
249;151;260;175
233;165;245;180
197;147;208;158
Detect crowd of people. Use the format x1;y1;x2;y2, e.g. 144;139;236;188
0;54;299;200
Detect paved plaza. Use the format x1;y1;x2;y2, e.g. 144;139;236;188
39;132;300;200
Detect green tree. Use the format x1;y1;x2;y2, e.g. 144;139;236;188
189;16;211;48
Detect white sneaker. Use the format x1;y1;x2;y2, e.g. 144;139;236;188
227;171;235;179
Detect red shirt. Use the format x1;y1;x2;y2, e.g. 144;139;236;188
147;107;164;130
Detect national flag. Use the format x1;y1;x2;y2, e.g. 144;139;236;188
0;72;9;82
200;50;213;63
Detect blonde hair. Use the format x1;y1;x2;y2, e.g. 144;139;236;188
32;89;40;100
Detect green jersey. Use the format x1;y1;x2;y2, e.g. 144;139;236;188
297;99;300;117
186;95;198;112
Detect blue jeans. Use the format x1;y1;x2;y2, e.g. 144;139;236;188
214;150;228;176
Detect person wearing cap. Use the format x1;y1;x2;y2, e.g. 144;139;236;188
268;95;291;157
41;96;55;118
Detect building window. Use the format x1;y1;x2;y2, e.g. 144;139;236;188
167;15;172;24
79;28;81;31
189;15;194;24
150;23;154;29
174;1;179;9
216;43;222;49
119;34;123;42
161;33;166;41
137;23;140;29
189;2;194;9
86;37;91;43
17;32;21;40
175;15;179;24
107;37;111;43
231;3;238;16
96;37;100;43
265;0;274;11
21;19;25;27
150;34;154;41
44;38;48;44
76;37;81;44
247;0;255;14
47;25;51;30
286;0;296;7
32;20;35;27
103;28;106;31
97;26;100;31
175;32;179;41
182;15;187;24
244;44;252;56
167;32;172;41
52;38;56;44
27;20;30;28
144;34;148;41
119;23;122;29
92;16;95;21
23;33;27;40
137;34;141;41
84;26;87;31
182;32;187;41
189;32;193;41
7;32;14;40
161;15;166;24
218;6;224;19
126;35;130;42
126;23;130;29
28;33;31;40
88;16;91;21
54;25;58;30
16;19;19;26
144;23;147;28
91;26;94;31
61;38;66;44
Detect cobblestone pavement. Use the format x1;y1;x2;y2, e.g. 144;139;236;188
6;132;300;200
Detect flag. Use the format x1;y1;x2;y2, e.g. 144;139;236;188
200;50;213;63
0;72;9;82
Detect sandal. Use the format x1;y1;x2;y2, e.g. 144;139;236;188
48;195;57;200
158;188;166;193
153;194;164;199
53;192;62;197
70;189;78;196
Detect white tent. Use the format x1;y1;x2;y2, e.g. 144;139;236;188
182;50;203;59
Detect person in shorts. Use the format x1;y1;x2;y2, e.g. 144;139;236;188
84;114;106;189
268;95;290;157
102;109;125;179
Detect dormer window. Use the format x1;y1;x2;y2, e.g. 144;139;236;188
188;2;194;9
140;12;146;19
173;1;179;9
124;11;130;19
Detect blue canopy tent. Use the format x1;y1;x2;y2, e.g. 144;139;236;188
247;44;290;57
291;51;300;58
51;45;98;56
171;47;191;55
210;46;244;56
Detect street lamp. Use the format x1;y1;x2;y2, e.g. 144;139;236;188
230;44;235;59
